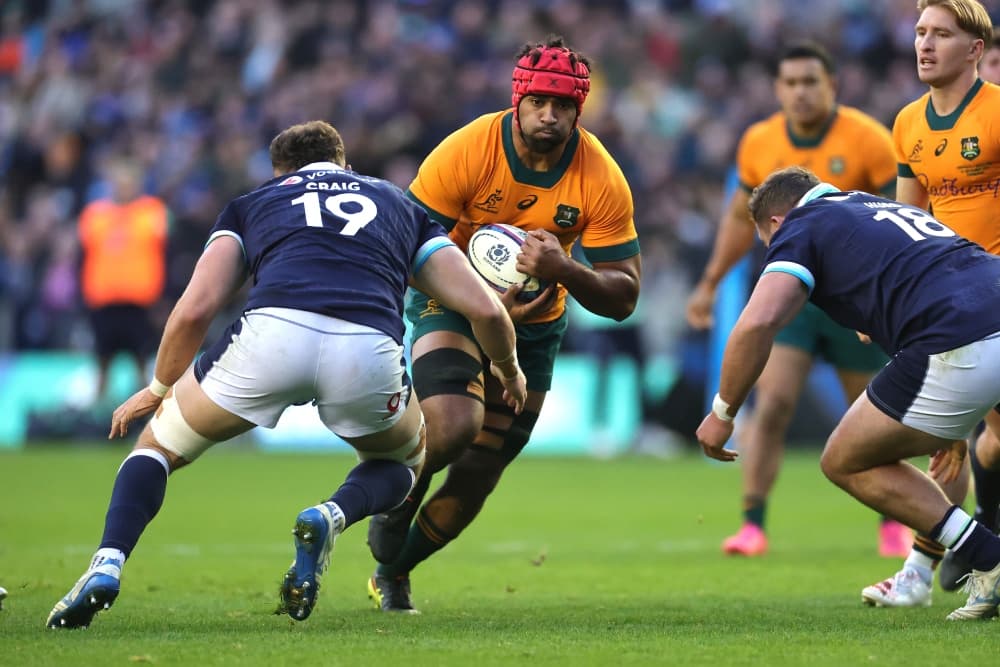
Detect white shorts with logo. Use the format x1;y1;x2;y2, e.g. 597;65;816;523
867;331;1000;440
198;307;409;437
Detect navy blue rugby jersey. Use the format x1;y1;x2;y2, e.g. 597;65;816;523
206;162;452;343
761;187;1000;355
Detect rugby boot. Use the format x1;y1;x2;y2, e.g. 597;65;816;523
368;572;419;614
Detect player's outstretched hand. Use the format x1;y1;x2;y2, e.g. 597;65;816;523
929;438;968;484
686;280;716;330
109;388;164;439
490;362;527;414
695;412;738;462
501;283;557;323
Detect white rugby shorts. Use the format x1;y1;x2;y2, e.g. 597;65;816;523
198;307;409;437
867;331;1000;440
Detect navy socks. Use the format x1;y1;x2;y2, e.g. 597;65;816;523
329;459;414;528
99;450;170;558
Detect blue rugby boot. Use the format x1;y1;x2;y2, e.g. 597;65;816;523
47;554;122;629
278;502;345;621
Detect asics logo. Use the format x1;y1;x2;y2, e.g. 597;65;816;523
516;195;538;210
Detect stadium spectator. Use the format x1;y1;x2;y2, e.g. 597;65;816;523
46;120;526;629
78;157;168;405
684;42;909;559
863;0;1000;607
697;165;1000;621
0;1;963;360
365;35;640;613
979;26;1000;82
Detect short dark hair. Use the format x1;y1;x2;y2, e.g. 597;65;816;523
747;166;821;225
269;121;346;174
515;34;590;71
776;41;836;75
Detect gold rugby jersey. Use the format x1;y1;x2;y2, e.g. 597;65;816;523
737;105;896;195
407;110;638;323
893;79;1000;253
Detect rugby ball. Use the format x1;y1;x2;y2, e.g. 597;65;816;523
467;224;547;302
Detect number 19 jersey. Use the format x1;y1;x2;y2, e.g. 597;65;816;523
205;162;451;343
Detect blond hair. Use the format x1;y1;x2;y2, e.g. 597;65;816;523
918;0;994;45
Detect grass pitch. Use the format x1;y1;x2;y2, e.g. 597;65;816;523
1;445;996;666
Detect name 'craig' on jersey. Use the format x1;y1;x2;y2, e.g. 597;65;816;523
205;162;448;344
762;190;1000;355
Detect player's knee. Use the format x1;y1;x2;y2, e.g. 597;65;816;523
412;348;486;468
420;402;483;472
819;444;850;488
134;424;187;472
426;425;477;472
148;393;215;465
753;391;797;429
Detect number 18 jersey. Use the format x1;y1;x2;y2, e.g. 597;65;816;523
205;161;451;343
762;190;1000;355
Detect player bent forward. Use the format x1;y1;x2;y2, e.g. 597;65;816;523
45;120;526;629
696;165;1000;620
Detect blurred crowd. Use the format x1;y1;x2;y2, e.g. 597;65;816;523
2;0;999;403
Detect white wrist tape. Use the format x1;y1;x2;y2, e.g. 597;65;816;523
148;377;170;398
712;393;734;422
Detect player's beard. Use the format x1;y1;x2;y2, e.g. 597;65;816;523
520;128;566;154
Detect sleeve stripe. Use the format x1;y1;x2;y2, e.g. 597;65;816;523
897;162;915;178
761;260;814;294
406;190;458;232
582;238;640;264
205;230;247;263
412;237;456;276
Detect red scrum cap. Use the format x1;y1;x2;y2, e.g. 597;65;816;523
511;40;590;122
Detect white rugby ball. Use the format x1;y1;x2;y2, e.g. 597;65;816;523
467;224;545;301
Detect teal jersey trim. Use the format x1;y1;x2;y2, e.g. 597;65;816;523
501;112;580;188
406;190;458;232
786;106;838;148
583;238;640;264
925;79;983;131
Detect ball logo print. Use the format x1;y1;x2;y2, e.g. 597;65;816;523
486;243;511;268
467;224;548;302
